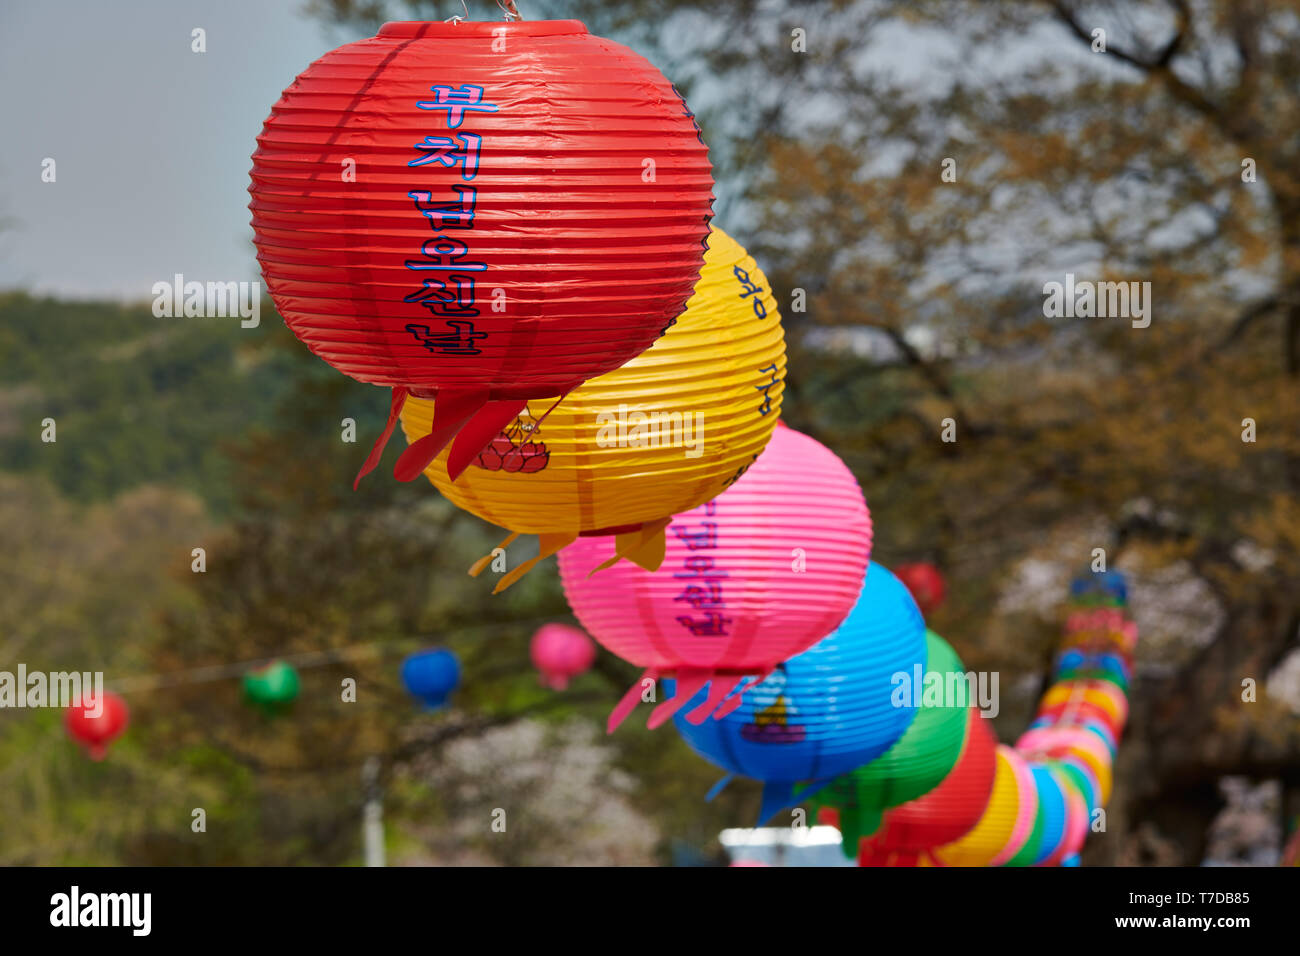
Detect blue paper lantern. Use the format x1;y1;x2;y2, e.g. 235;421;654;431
668;562;928;823
1053;648;1130;691
401;648;461;710
1069;569;1128;605
1029;765;1067;865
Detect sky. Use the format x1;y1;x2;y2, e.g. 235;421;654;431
0;0;1108;303
0;0;366;300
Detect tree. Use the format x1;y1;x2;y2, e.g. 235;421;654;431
308;0;1300;863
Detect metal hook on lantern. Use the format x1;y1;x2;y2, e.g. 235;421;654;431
497;0;524;21
446;0;469;24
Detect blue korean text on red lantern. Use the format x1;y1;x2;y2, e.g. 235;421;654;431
403;84;498;356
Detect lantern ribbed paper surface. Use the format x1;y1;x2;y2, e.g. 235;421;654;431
250;20;715;485
1038;679;1128;732
927;744;1021;867
1040;772;1089;866
1056;761;1101;816
558;424;872;731
667;562;927;822
811;630;969;852
1017;726;1114;805
1024;765;1068;866
989;746;1039;866
400;226;785;588
857;711;998;865
530;623;596;691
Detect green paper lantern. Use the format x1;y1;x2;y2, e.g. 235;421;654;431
242;659;301;715
1056;664;1128;695
1003;789;1048;867
811;630;971;856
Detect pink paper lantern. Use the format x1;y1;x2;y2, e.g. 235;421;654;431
989;746;1039;866
558;424;872;731
1039;776;1089;867
530;623;597;690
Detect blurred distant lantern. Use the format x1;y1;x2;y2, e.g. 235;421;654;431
1035;678;1128;738
1069;569;1128;606
1282;829;1300;867
400;226;785;589
856;710;997;866
1053;647;1130;693
1016;725;1113;806
64;691;129;761
668;564;927;821
1034;783;1085;867
926;745;1023;867
401;648;461;709
989;747;1040;866
249;19;715;487
1004;764;1069;867
530;623;596;690
558;424;872;730
1064;606;1137;647
1037;766;1089;867
242;659;301;715
893;563;945;616
810;630;970;852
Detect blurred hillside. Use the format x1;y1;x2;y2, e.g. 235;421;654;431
0;292;754;865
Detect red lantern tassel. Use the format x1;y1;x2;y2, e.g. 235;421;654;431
353;387;409;490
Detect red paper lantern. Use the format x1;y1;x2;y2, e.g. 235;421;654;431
857;710;997;865
64;691;129;761
894;562;945;616
249;20;715;485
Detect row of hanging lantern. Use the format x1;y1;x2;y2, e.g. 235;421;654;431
63;650;468;758
813;570;1137;867
239;10;1138;867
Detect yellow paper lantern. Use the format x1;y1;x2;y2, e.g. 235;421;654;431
925;745;1022;867
399;226;786;590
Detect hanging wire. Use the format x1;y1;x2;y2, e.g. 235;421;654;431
105;612;563;696
497;0;523;21
446;0;469;24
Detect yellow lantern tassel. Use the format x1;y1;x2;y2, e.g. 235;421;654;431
491;533;577;594
468;532;520;577
588;517;672;575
